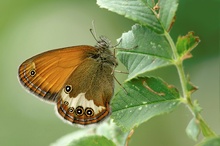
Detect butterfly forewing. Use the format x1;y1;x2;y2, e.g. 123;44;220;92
18;46;96;102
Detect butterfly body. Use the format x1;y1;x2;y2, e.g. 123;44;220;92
18;37;117;125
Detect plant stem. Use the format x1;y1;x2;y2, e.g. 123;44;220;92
164;31;216;137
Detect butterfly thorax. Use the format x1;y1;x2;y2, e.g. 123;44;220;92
91;37;118;67
90;48;117;67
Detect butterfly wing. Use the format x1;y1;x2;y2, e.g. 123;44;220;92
18;46;96;102
56;57;115;125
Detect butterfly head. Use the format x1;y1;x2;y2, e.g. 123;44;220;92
95;36;111;49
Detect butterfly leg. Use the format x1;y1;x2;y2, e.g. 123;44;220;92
114;70;129;74
113;75;128;94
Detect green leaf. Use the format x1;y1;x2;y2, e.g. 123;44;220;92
142;0;155;8
97;0;164;34
158;0;178;31
117;24;173;80
111;77;180;131
197;137;220;146
68;135;116;146
51;128;94;146
51;120;129;146
95;120;130;146
199;119;216;137
176;31;200;60
186;118;200;141
186;75;198;94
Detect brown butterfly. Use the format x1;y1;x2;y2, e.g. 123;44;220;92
18;32;118;125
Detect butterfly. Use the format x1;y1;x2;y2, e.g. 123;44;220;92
18;31;118;125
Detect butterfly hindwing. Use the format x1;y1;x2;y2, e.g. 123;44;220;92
57;57;115;125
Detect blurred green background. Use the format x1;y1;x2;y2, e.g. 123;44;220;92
0;0;219;146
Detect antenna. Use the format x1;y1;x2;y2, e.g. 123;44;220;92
90;20;99;43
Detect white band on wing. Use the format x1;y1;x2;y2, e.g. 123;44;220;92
61;89;105;114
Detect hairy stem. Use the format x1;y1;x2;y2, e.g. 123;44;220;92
164;31;216;137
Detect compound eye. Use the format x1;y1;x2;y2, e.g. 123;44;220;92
64;85;72;93
85;108;94;117
75;106;84;116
